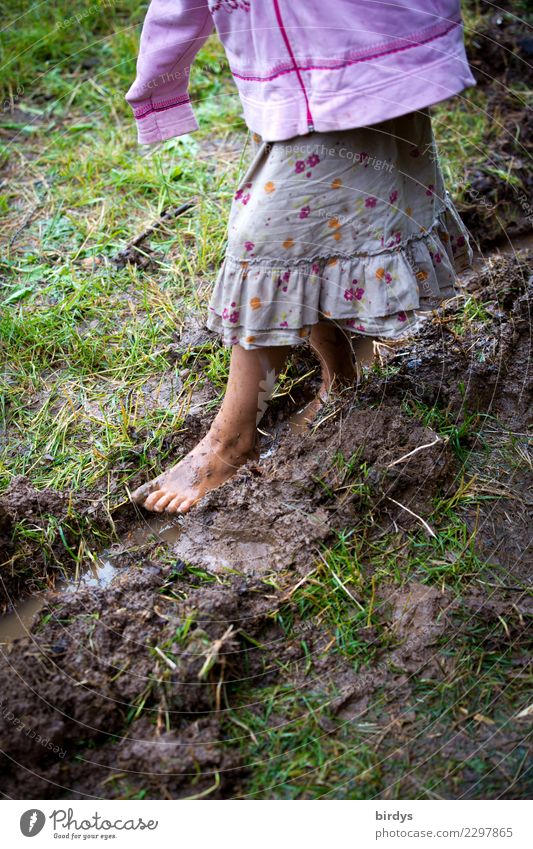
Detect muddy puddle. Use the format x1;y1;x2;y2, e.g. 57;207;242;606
0;513;184;645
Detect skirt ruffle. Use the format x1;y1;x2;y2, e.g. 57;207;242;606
206;195;473;349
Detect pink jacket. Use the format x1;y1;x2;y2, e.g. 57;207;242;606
126;1;475;144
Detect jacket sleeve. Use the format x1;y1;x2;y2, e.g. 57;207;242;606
125;0;214;145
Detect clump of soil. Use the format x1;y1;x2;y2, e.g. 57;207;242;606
0;477;81;611
0;252;531;799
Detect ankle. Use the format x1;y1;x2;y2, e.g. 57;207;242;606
208;417;257;454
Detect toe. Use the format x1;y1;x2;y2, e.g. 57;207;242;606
131;481;151;503
144;489;166;510
166;495;185;513
131;478;160;504
152;492;176;512
177;497;195;514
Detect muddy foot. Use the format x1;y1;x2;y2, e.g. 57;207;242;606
131;429;258;514
289;385;329;434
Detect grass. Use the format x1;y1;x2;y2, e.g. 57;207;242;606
0;0;530;800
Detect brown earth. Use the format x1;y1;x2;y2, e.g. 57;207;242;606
0;251;531;799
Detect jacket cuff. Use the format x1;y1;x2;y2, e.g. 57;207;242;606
131;98;199;145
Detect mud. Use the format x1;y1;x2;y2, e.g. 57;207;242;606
0;248;531;799
456;9;533;247
0;476;123;613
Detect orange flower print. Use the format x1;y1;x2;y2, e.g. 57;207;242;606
416;270;429;282
331;178;342;189
328;217;340;229
333;230;342;241
299;327;310;338
326;257;338;267
264;181;275;193
283;237;294;249
246;335;256;344
376;267;392;283
250;297;262;310
252;132;262;143
405;207;412;217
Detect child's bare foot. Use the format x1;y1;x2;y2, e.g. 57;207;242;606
131;343;290;515
290;321;362;432
289;383;331;433
131;425;258;514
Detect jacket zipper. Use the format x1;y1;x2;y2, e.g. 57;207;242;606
272;0;314;132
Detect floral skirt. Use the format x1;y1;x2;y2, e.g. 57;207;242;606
207;109;473;349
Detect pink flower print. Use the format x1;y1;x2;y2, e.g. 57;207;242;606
295;160;306;173
299;205;311;219
389;190;398;204
244;240;255;252
410;147;421;158
311;262;321;274
394;231;402;244
234;181;252;201
456;235;466;247
222;307;229;319
229;310;240;324
344;284;363;301
306;153;320;167
276;270;290;292
433;251;442;264
242;193;251;205
280;320;288;327
356;324;366;331
359;151;369;165
425;184;435;196
397;311;407;322
365;196;377;208
306;171;312;178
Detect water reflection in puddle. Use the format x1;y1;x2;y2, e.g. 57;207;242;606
0;514;184;646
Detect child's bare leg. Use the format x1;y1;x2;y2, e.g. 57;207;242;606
310;320;358;388
291;323;377;430
132;343;290;514
290;321;361;430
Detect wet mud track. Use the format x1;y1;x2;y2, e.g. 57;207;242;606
0;250;531;799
